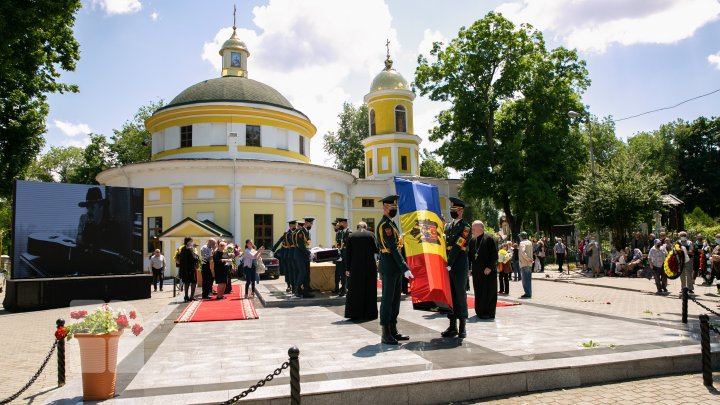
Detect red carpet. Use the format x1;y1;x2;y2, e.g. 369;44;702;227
175;288;259;323
467;296;520;308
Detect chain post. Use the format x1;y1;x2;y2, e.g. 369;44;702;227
289;346;301;405
681;287;688;324
56;318;66;387
699;314;713;387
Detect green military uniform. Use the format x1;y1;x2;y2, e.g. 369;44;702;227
441;197;471;338
294;218;314;298
376;195;410;345
272;220;296;292
334;218;351;296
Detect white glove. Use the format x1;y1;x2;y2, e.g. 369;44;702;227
404;270;414;279
446;266;451;272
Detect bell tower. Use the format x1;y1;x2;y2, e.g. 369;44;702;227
362;40;421;180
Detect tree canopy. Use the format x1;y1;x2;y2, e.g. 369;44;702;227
415;12;590;236
110;100;164;165
0;0;82;198
25;146;84;183
419;149;449;178
323;102;369;176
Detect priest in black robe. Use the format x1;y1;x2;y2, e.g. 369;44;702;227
468;221;499;319
344;222;379;320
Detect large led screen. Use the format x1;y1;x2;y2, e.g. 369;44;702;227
12;181;144;279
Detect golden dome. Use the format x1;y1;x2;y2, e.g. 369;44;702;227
370;68;409;92
219;29;249;56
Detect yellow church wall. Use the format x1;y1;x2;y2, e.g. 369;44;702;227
182;203;231;229
241;186;284;200
415;149;420;175
331;207;345;222
365;151;373;176
182;185;230;201
350;210;383;232
377;147;392;174
238;202;285;245
367;97;414;135
294;188;326;203
398;147;411;174
144;206;171;254
293;203;327;247
145;187;171;205
351;196;382;209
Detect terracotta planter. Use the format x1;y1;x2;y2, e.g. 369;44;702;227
75;331;122;400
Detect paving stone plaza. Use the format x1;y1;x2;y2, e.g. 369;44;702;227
1;266;719;404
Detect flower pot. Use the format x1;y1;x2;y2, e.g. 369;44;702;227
75;331;122;400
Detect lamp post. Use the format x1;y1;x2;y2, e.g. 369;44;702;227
568;110;594;180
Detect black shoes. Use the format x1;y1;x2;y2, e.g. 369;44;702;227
458;319;467;338
391;324;409;341
381;325;399;345
441;319;458;338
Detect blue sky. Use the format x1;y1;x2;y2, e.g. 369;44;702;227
45;0;720;173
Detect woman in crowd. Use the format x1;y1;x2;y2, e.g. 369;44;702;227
179;237;199;302
586;236;601;278
511;242;520;281
615;249;628;277
497;242;512;295
212;240;233;300
242;239;265;299
535;239;546;273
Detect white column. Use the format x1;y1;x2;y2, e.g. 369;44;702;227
391;146;399;176
372;146;379;178
410;146;418;177
161;238;172;278
228;184;236;241
284;186;296;225
234;184;242;242
325;189;333;247
170;184;183;224
344;187;350;224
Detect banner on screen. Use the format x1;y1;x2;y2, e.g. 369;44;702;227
395;178;453;313
12;181;144;279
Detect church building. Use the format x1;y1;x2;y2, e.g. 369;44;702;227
97;23;461;275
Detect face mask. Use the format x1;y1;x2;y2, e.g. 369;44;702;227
450;211;459;219
388;209;397;218
307;226;312;231
338;225;344;230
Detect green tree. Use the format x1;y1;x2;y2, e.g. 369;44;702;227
567;150;665;248
110;100;165;165
323;102;369;176
0;0;82;197
627;122;679;187
69;134;115;185
25;146;84;182
0;199;10;255
675;116;720;217
415;12;590;236
419;149;449;178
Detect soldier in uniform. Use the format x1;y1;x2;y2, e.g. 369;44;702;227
272;220;296;293
294;217;315;298
334;218;351;296
441;197;471;338
377;195;414;345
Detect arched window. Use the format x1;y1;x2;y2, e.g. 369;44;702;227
395;105;407;133
369;109;376;135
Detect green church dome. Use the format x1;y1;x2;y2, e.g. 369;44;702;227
158;76;302;116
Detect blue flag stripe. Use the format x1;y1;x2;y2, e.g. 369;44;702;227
395;178;442;217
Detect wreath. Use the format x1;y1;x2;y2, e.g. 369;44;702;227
663;244;685;280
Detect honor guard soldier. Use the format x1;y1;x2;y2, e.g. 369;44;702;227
442;197;471;338
334;218;351;296
377;195;413;345
272;220;297;293
294;217;315;298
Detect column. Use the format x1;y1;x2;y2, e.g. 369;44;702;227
161;238;172;278
234;184;243;243
372;147;379;178
170;184;183;225
228;184;236;242
410;146;418;176
284;186;296;225
325;189;333;247
344;187;350;225
391;146;399;176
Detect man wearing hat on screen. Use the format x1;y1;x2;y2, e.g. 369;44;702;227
76;186;109;249
294;217;315;298
441;197;471;338
334;217;351;296
273;220;297;293
376;195;413;345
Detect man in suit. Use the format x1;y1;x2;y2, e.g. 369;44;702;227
272;220;296;293
376;195;414;345
294;217;315;298
334;217;351;296
441;197;471;338
344;221;378;320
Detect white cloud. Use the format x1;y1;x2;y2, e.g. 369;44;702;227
417;28;446;57
54;120;92;137
496;0;720;53
709;51;720;70
91;0;142;16
201;0;400;166
150;11;159;21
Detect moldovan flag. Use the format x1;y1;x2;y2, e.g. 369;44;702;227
395;178;453;313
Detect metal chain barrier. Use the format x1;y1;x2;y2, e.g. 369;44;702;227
0;340;58;405
688;293;720;318
222;361;289;405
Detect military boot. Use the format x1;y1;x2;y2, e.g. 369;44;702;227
391;324;409;341
458;319;467;338
441;318;458;338
381;325;399;345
